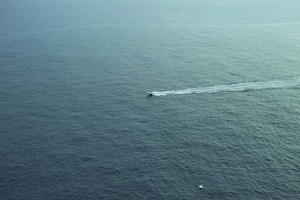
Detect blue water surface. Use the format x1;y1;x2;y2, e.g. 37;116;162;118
1;0;300;199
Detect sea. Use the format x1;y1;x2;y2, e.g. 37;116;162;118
0;0;300;199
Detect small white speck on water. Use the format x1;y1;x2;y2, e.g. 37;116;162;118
199;185;203;189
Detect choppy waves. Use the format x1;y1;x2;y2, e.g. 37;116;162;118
151;79;300;96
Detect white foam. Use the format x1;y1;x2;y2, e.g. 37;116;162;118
151;79;300;96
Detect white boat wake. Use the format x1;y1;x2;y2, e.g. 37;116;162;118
151;79;300;96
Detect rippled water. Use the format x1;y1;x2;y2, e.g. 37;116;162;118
1;0;300;199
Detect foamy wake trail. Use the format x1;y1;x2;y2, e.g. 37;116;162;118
152;80;300;96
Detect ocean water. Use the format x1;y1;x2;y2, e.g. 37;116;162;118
1;0;300;199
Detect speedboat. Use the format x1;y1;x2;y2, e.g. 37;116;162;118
147;92;154;97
